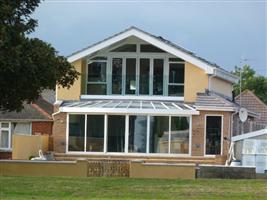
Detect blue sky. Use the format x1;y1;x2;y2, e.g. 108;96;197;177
32;0;266;75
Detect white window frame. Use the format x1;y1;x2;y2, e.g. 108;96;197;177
86;59;108;95
0;122;12;151
167;61;185;96
204;114;224;156
83;42;185;101
66;113;192;157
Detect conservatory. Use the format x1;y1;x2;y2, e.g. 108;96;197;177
60;99;199;156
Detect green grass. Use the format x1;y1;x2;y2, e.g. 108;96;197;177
0;176;266;200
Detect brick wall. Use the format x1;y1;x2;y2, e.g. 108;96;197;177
191;110;232;161
32;121;53;151
32;121;53;135
0;152;12;159
52;112;67;153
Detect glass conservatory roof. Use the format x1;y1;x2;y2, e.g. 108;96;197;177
60;100;199;115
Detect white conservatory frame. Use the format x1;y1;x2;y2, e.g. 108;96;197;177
65;113;193;157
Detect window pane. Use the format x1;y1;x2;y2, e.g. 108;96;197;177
86;115;104;152
168;85;184;96
1;123;9;128
13;123;31;135
150;116;169;153
112;58;123;94
128;116;147;153
206;116;222;155
68;115;85;151
139;59;150;95
88;62;106;82
87;84;106;95
169;63;184;84
111;44;136;52
126;58;136;95
140;44;165;53
170;117;189;154
0;130;9;148
169;57;184;62
153;59;164;95
108;115;125;152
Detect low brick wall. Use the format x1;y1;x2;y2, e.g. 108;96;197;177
197;165;256;179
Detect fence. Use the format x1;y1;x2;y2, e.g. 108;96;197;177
87;160;130;177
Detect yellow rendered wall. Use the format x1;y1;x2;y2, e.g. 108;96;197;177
184;62;209;102
12;134;49;160
0;160;88;177
57;59;86;101
210;77;233;98
130;161;195;179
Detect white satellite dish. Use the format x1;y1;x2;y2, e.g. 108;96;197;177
239;107;248;122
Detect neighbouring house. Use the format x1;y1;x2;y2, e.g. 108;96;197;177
236;90;267;123
53;26;243;164
0;90;54;159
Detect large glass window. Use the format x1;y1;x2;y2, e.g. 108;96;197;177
86;115;104;152
153;59;164;95
0;122;11;149
111;44;136;52
149;116;169;153
205;116;222;155
126;58;136;95
108;115;125;152
68;115;85;151
112;58;123;94
140;44;165;53
128;116;147;153
168;63;184;96
170;117;189;154
87;61;107;95
67;114;191;155
139;59;150;95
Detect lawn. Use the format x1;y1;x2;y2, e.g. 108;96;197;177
0;176;266;200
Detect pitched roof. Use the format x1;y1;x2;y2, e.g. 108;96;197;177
0;103;52;121
235;90;267;124
67;26;238;83
195;90;259;118
0;90;55;121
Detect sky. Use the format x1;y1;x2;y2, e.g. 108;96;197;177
31;0;267;75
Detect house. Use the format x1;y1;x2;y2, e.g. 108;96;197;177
52;26;240;164
0;90;54;159
236;90;267;125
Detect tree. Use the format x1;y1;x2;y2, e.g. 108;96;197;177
232;65;267;104
0;0;79;111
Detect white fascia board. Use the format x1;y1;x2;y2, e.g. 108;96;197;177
130;29;215;74
60;106;199;115
195;106;236;112
67;30;136;63
232;128;267;142
214;68;239;84
80;95;184;101
67;28;215;74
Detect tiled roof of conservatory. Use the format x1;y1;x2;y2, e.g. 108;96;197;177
60;100;199;115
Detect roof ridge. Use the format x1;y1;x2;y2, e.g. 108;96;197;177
31;103;52;120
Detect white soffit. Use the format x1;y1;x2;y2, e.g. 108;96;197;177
67;28;215;74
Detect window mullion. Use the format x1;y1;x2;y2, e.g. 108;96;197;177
168;116;171;154
84;115;87;152
146;115;150;154
125;115;129;153
104;114;108;153
149;59;153;95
